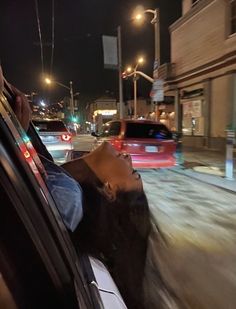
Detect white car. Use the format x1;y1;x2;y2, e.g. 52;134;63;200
33;119;73;162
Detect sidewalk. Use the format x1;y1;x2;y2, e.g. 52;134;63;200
173;146;236;193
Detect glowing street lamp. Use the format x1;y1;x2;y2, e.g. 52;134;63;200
135;13;143;21
134;7;160;121
125;57;145;119
44;77;75;117
134;9;159;63
45;78;52;85
126;66;132;73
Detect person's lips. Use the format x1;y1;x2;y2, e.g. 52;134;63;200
132;169;141;179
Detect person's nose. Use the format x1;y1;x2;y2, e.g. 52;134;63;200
120;152;132;166
122;153;130;160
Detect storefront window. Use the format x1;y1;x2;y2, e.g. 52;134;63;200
182;100;204;136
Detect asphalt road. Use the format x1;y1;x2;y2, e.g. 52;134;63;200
139;169;236;308
73;134;236;308
73;134;95;152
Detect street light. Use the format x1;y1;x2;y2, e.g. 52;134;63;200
44;77;75;117
134;8;160;121
125;57;144;119
134;9;159;62
40;100;46;107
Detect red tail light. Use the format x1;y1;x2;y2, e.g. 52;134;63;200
111;139;123;151
61;134;72;142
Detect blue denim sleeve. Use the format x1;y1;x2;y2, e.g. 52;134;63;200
42;159;83;232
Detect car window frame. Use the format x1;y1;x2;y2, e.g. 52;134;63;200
0;93;99;308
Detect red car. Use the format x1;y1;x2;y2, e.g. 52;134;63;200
92;120;177;168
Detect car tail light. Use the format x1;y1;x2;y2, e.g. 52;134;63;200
61;134;72;142
111;139;123;151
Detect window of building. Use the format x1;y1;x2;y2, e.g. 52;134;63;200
182;100;204;136
231;0;236;34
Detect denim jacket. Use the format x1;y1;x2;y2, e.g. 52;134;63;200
41;156;83;232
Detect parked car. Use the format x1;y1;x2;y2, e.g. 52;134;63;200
0;89;127;308
92;120;177;168
32;119;73;162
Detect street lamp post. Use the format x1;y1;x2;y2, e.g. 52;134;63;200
134;71;137;119
133;61;141;119
125;70;154;118
117;26;124;119
152;9;160;122
45;78;75;118
126;57;144;119
69;81;74;117
135;8;160;121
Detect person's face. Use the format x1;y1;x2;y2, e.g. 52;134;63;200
82;142;143;196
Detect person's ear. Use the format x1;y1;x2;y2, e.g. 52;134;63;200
102;182;116;201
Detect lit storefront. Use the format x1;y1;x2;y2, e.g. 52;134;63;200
93;109;117;132
181;89;204;137
89;96;118;133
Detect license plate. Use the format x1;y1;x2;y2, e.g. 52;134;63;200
145;146;158;153
41;136;57;142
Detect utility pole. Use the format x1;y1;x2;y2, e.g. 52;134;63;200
153;8;160;121
117;26;124;119
134;72;137;119
69;80;74;117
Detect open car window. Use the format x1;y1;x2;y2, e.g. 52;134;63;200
0;91;94;308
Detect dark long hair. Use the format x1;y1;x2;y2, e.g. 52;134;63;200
71;160;185;309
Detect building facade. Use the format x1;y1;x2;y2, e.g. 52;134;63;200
89;96;118;132
165;0;236;150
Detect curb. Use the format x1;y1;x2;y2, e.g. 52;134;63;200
192;165;224;176
169;167;236;194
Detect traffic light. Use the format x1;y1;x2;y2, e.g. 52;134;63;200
71;115;78;123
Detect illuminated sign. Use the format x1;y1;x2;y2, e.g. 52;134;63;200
94;109;117;116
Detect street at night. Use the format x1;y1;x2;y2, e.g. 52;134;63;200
73;134;236;248
1;0;236;308
142;168;236;309
72;134;236;308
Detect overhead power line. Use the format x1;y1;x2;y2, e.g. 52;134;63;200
50;0;55;76
34;0;44;76
34;0;55;77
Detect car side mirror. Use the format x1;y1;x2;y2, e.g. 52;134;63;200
172;132;182;141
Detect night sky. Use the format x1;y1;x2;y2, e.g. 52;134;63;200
0;0;181;103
